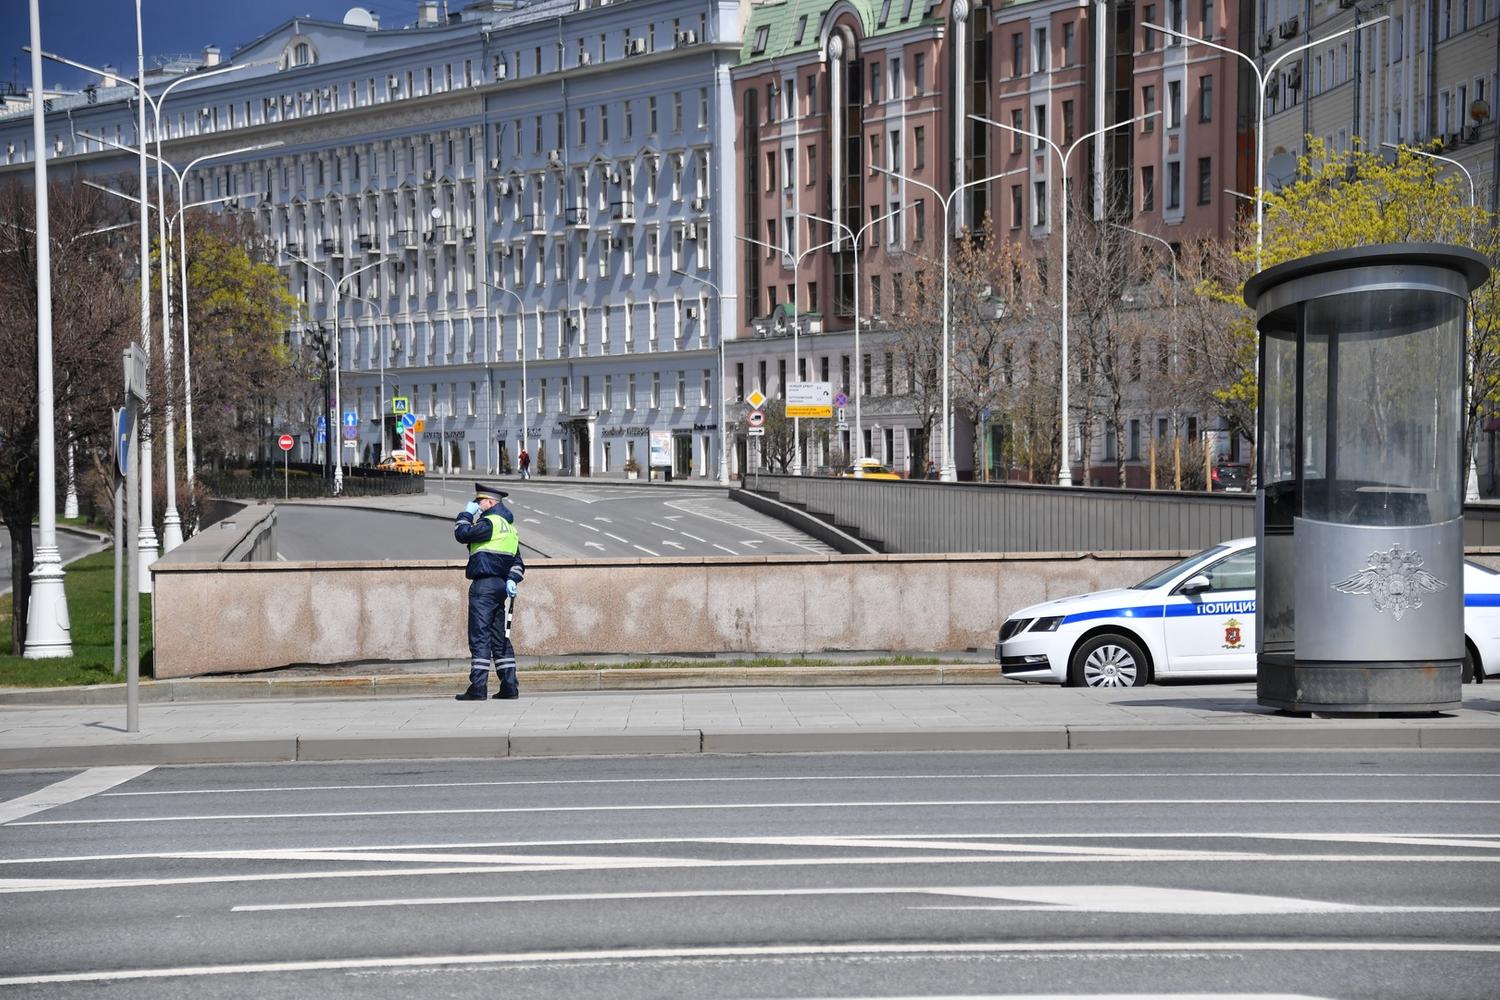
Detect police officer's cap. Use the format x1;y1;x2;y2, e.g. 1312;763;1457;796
473;482;509;502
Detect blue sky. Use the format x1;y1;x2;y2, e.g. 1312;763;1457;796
5;2;424;91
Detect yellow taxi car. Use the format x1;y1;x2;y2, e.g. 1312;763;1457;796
377;451;426;474
839;458;901;480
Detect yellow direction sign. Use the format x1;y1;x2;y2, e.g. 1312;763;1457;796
413;419;426;432
746;389;767;409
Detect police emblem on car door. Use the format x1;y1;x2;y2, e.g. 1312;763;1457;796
1163;549;1257;672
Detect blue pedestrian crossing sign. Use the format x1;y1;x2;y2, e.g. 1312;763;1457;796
392;396;410;415
343;410;359;428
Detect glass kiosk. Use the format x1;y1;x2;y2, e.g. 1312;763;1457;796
1244;245;1488;713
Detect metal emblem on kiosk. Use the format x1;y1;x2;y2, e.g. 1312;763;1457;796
1331;544;1447;622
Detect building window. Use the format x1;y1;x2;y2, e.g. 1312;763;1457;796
1062;22;1075;65
1196;156;1212;204
1010;108;1024;153
1062;100;1075;144
1199;75;1213;122
1010;184;1022;229
1011;32;1024;77
1033;104;1047;148
1141;164;1155;212
914;125;925;168
1142;86;1157;130
1166;160;1181;210
1033;179;1048;227
1167;80;1182;128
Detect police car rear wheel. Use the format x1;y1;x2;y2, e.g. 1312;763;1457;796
1070;634;1149;688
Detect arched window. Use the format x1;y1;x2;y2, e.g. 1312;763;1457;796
293;43;313;66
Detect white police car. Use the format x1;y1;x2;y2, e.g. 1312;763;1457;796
996;537;1500;687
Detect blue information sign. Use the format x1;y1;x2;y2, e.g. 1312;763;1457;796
343;410;359;428
400;413;417;430
115;407;130;477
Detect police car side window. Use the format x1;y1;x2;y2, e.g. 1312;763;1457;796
1203;551;1256;592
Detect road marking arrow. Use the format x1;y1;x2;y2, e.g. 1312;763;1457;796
662;541;685;550
583;542;606;551
741;540;763;548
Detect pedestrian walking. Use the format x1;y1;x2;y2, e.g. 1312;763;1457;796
453;482;525;701
925;458;938;480
519;448;531;480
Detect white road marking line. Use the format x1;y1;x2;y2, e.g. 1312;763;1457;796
577;523;600;532
666;499;832;553
594;516;612;523
0;766;154;825
0;942;1494;987
633;544;660;556
649;521;673;531
99;772;1498;798
553;516;575;524
8;830;1497;866
604;533;630;544
230;883;1500;916
678;532;706;543
713;543;738;554
11;798;1500;828
3;850;1496;896
741;540;763;547
662;541;685;550
583;542;605;551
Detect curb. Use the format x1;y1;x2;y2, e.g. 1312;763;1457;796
0;664;1007;706
1;723;1494;769
0;722;1494;773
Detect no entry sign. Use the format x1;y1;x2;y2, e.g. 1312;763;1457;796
278;434;294;452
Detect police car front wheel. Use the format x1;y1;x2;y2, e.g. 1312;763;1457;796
1070;634;1149;688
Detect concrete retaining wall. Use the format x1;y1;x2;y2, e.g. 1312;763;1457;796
151;550;1182;678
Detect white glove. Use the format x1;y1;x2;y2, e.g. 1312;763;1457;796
505;579;518;598
463;501;481;517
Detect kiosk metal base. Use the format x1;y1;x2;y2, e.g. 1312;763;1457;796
1258;653;1461;713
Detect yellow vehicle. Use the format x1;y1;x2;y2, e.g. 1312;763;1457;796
840;458;901;480
377;450;426;474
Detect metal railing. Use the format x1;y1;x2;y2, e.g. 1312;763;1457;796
747;474;1500;554
200;462;426;500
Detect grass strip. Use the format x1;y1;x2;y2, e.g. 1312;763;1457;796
0;549;152;687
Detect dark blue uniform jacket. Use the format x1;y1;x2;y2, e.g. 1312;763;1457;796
453;503;527;583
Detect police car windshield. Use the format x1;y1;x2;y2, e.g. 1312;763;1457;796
1130;545;1230;590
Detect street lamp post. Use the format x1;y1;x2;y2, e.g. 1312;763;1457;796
21;0;69;657
79;132;279;546
1381;142;1481;501
481;281;525;473
37;35;261;584
968;113;1158;486
1143;17;1387;269
284;251;386;495
673;269;733;485
800;206;904;464
348;295;391;461
734;232;838;475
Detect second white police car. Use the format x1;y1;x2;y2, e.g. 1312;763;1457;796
996;537;1500;687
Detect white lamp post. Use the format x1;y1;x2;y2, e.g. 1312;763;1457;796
967;113;1158;485
872;164;1032;481
78;132;278;546
1143;17;1387;269
799;206;904;463
284;251;386;495
734;231;838;475
21;0;68;657
673;269;732;485
37;35;261;586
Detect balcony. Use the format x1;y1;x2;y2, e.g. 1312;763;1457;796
565;205;591;228
522;213;547;235
393;229;421;251
610;199;636;223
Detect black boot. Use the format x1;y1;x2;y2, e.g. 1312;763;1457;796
493;664;519;699
456;663;489;701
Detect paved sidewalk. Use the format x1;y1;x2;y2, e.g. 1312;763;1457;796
0;681;1495;768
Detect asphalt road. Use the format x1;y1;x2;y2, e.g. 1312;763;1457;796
274;482;833;560
0;524;105;596
0;750;1495;998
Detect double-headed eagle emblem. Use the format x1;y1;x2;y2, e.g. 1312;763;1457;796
1331;543;1447;622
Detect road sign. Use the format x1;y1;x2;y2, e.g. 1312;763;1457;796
317;415;327;430
343;439;357;448
786;381;832;418
317;431;327;444
123;344;147;401
836;421;849;432
343;410;358;428
747;427;765;437
277;434;294;452
400;413;417;430
342;424;358;440
114;407;130;477
392;396;410;415
746;410;765;428
746;389;767;409
834;391;848;408
413;419;426;433
836;407;846;422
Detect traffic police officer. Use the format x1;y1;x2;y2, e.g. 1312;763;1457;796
454;482;525;700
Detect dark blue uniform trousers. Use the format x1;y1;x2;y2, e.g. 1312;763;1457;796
464;576;517;698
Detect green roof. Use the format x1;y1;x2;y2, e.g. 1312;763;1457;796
737;0;943;65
